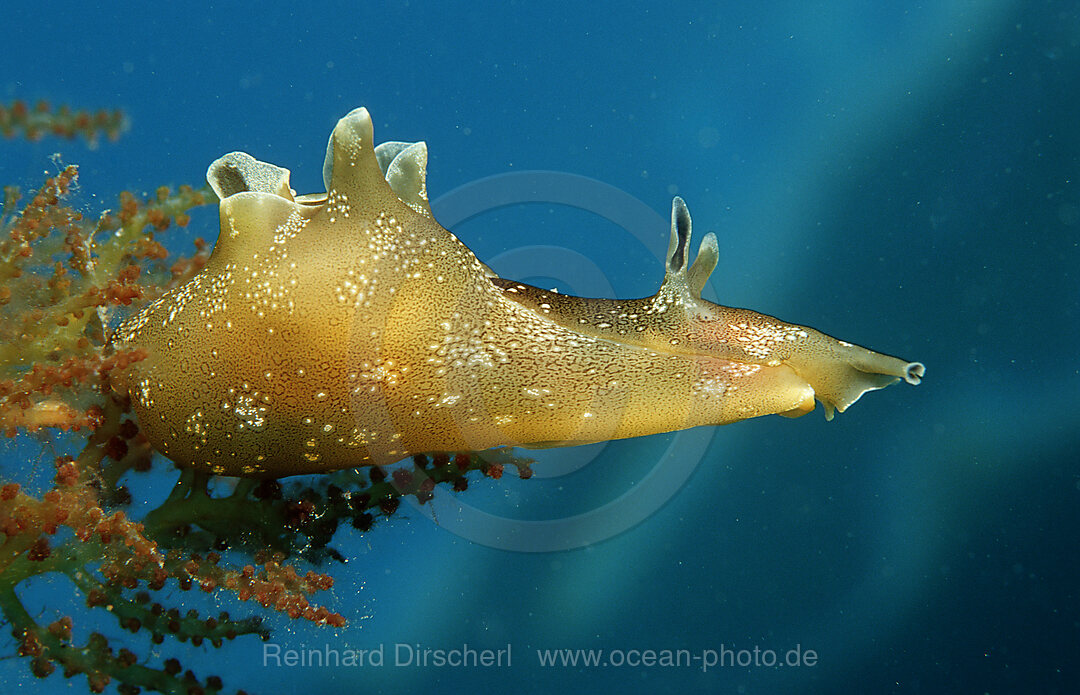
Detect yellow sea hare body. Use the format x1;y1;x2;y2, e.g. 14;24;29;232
110;108;923;477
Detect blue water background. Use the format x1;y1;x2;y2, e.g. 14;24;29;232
2;1;1078;693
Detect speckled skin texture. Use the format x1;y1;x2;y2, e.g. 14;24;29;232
109;108;923;477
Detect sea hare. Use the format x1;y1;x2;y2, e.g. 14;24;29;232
110;108;923;477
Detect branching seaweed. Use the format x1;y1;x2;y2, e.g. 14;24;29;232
0;100;127;146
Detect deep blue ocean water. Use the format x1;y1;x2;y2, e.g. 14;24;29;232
2;2;1078;693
